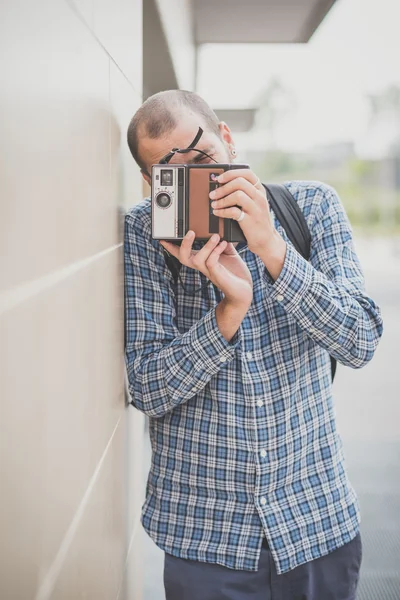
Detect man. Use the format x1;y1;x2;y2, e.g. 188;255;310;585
125;90;383;600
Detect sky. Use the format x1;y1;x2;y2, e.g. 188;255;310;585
197;0;400;153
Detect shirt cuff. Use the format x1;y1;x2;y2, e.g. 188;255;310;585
188;306;241;374
263;242;313;314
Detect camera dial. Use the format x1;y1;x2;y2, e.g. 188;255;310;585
155;192;172;209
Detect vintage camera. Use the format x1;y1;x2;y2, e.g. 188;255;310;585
151;163;250;243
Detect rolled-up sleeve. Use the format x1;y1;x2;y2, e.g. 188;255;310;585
124;211;240;418
263;185;383;368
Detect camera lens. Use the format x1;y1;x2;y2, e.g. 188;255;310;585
155;192;172;209
161;169;173;186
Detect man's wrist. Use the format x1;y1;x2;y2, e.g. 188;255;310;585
221;295;252;314
258;232;287;282
216;297;250;343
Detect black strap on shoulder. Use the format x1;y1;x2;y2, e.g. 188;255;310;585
263;183;336;382
163;248;181;285
263;184;311;259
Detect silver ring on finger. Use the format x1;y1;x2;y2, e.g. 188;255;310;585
237;210;245;222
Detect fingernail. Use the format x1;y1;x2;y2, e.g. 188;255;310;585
187;231;194;239
211;201;217;208
211;234;219;242
209;191;216;199
217;175;223;182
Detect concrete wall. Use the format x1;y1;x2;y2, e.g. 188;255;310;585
0;0;144;598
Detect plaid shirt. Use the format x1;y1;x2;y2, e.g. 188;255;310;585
124;181;383;574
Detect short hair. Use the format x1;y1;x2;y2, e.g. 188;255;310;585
127;90;221;171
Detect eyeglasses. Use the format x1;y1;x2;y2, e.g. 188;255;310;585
141;127;217;179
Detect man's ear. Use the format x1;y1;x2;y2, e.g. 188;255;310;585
141;169;151;187
218;121;235;147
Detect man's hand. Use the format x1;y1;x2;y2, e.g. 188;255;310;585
209;169;287;280
160;231;253;308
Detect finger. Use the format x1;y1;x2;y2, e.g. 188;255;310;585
212;190;256;213
213;206;245;223
190;234;222;268
217;169;262;190
205;240;228;270
210;176;259;202
178;230;196;263
221;242;238;255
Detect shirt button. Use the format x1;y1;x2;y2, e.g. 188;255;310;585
260;449;267;458
219;355;227;363
260;497;267;506
256;399;264;407
276;294;284;302
246;351;253;360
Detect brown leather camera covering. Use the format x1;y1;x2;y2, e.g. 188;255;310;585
189;167;225;239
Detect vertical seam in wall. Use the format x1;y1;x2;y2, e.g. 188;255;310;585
35;416;122;600
109;56;112;185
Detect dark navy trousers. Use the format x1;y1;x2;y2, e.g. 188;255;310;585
163;533;362;600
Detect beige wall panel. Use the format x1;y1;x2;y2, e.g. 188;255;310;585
110;63;147;599
47;417;126;600
0;249;124;598
93;0;142;94
0;0;118;293
125;406;145;540
70;0;95;30
110;64;144;212
112;62;147;590
118;407;145;600
0;0;144;598
122;526;144;600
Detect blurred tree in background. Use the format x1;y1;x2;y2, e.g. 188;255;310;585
253;77;297;149
369;85;400;120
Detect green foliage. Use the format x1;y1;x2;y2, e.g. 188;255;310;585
251;82;400;235
254;150;400;235
252;151;312;181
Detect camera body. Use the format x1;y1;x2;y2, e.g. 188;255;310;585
151;163;249;243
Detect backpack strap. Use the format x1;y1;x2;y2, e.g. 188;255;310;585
163;248;181;286
263;184;311;259
263;183;336;382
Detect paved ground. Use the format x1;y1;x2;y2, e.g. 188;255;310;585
139;236;400;600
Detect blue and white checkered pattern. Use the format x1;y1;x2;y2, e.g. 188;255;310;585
124;181;383;574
